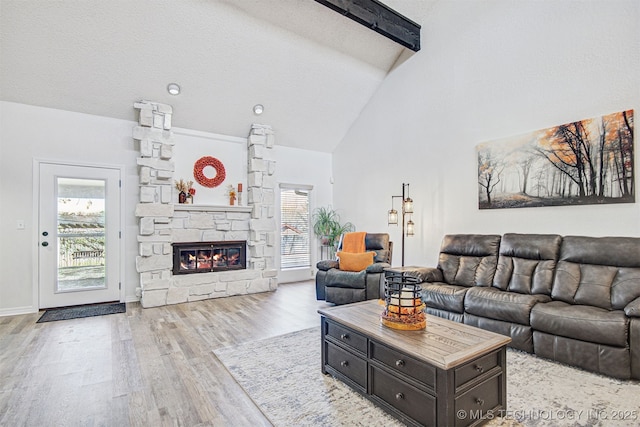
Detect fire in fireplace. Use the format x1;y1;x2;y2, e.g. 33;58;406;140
173;241;247;274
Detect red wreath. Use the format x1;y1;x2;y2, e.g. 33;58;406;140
193;156;226;188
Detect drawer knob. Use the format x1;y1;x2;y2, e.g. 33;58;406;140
474;364;484;373
476;398;484;406
395;392;404;400
395;359;405;367
340;360;349;367
340;333;349;340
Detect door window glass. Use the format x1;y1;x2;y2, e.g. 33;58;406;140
57;178;106;292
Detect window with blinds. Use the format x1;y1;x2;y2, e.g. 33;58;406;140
280;188;310;269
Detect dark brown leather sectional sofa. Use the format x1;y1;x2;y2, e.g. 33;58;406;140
419;233;640;380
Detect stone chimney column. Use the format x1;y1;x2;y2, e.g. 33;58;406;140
133;100;175;308
247;124;277;281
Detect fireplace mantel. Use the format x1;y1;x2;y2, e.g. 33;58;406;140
174;204;252;213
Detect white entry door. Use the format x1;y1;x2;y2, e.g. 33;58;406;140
38;162;122;308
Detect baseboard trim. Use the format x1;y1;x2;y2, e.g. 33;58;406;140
0;305;38;317
0;297;139;317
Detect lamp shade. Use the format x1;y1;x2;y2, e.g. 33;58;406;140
406;218;415;236
388;209;398;225
404;197;414;213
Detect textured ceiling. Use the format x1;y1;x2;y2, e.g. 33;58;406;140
0;0;431;152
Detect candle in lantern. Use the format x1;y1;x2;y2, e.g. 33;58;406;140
238;183;243;192
389;288;415;307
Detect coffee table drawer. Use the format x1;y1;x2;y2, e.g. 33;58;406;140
454;350;499;389
454;374;501;427
325;320;367;354
325;341;367;388
371;365;436;426
370;341;436;389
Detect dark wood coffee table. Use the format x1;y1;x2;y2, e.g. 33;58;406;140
318;300;511;427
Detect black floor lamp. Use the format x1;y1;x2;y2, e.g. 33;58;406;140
387;183;415;266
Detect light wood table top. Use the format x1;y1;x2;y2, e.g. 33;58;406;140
319;300;511;370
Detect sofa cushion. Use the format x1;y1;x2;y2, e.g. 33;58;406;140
373;249;390;263
560;236;640;267
614;269;640;311
552;263;640;311
626;297;640;317
552;263;618;310
493;233;561;295
530;300;628;347
438;234;501;287
551;236;640;310
364;233;390;250
465;287;550;325
426;307;464;323
337;251;375;272
421;283;468;313
326;268;366;289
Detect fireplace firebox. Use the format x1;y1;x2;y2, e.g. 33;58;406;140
173;241;246;274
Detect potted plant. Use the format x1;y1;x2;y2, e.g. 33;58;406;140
312;206;355;250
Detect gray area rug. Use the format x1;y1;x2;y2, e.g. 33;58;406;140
36;302;126;323
214;327;640;427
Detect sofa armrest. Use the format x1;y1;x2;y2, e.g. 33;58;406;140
625;297;640;317
317;260;339;271
366;262;391;274
421;267;444;282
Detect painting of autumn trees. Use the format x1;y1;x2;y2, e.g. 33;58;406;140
478;110;634;209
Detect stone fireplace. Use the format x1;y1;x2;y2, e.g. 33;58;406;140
133;100;278;308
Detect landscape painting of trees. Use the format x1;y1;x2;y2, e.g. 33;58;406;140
478;110;634;209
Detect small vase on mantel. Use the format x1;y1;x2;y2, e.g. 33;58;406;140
229;195;236;206
179;191;187;204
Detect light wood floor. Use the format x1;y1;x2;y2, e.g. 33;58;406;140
0;281;332;426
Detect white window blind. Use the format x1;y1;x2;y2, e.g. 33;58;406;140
280;187;310;269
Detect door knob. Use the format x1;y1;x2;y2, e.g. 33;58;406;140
41;241;49;247
42;231;48;236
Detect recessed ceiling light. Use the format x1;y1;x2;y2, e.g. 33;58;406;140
253;104;264;115
167;83;181;95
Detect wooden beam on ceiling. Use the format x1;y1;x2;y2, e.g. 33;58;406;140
314;0;421;51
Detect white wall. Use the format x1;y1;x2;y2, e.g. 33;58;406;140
333;0;640;267
0;102;139;315
0;102;333;314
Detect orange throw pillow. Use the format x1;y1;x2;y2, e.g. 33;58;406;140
337;251;375;272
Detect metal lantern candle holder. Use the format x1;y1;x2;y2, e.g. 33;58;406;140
381;275;426;330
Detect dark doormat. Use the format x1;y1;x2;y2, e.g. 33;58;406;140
37;302;126;323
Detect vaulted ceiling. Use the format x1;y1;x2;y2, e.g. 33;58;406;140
0;0;434;152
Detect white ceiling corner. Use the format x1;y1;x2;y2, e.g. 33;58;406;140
0;0;431;153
